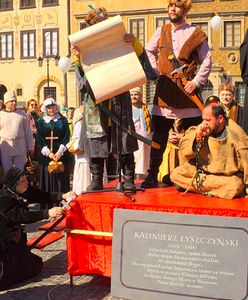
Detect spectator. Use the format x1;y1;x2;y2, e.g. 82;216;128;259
130;86;152;179
218;83;243;126
36;98;70;208
0;90;34;174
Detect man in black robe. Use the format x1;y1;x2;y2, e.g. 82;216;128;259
0;167;64;290
240;29;248;134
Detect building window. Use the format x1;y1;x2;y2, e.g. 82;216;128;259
42;0;58;6
129;18;145;46
201;80;213;101
0;32;13;59
191;22;208;36
224;21;241;48
235;82;246;106
146;81;156;105
43;29;59;57
0;0;13;10
21;30;36;58
16;88;23;96
79;22;87;30
44;87;56;100
20;0;35;8
156;17;168;29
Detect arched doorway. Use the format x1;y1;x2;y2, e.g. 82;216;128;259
0;85;7;100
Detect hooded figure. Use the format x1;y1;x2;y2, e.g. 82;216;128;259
0;167;64;290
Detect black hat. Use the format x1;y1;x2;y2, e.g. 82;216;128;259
3;167;26;191
204;95;220;106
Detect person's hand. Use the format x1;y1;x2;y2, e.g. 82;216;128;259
54;152;62;162
49;152;56;161
184;80;197;95
196;123;211;144
71;45;80;58
27;150;33;158
74;148;84;155
48;207;65;218
62;191;76;200
168;131;181;144
124;33;135;44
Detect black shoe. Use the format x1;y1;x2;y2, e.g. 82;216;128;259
162;174;173;186
123;181;136;193
86;180;103;191
141;177;158;189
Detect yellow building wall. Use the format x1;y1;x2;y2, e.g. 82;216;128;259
0;1;70;107
70;0;248;104
0;1;247;107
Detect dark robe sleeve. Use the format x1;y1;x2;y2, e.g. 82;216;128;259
240;29;248;134
21;185;60;204
139;50;158;81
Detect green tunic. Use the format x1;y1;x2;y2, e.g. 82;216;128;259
36;116;70;166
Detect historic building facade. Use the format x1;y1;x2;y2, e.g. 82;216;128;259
0;0;247;106
0;0;70;107
70;0;248;105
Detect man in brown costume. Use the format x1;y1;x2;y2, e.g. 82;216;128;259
141;0;212;188
171;104;248;199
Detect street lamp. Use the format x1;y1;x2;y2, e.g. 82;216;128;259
37;54;60;89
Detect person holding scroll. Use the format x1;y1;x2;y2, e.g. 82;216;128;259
36;98;70;208
71;6;154;192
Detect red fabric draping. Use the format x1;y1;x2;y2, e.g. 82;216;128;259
66;186;248;277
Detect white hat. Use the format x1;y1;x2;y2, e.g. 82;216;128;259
4;90;17;104
130;86;143;95
41;98;58;113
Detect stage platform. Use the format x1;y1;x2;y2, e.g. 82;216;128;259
66;182;248;278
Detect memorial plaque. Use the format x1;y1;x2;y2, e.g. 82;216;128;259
111;209;248;300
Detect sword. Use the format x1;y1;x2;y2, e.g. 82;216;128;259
98;103;160;149
28;194;77;249
169;56;204;111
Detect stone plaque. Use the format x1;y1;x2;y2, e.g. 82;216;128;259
111;209;248;300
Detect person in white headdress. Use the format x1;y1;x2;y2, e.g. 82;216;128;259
0;90;34;174
36;98;70;208
130;87;152;178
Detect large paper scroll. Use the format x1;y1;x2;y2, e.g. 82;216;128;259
69;15;147;103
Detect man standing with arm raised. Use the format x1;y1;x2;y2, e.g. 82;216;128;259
141;0;212;188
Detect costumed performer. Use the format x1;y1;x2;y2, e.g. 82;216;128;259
171;104;248;199
36;98;70;208
72;6;157;192
141;0;212;189
0;167;64;290
130;86;152;179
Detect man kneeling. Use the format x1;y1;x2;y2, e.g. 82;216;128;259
0;167;64;290
171;104;248;199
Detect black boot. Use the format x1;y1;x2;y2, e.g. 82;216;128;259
141;158;162;189
86;158;104;191
122;153;136;192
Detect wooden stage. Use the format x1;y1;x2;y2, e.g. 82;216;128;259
66;182;248;278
